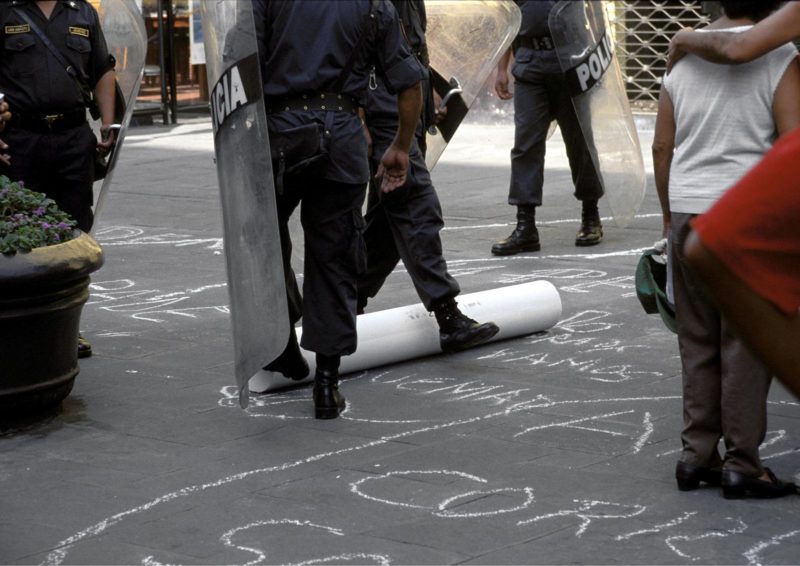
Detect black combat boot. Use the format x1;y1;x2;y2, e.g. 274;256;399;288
434;300;500;353
313;354;346;419
575;200;603;246
263;326;309;380
491;205;540;255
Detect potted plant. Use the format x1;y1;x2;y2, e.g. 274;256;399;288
0;176;104;417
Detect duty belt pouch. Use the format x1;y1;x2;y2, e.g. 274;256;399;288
269;122;330;194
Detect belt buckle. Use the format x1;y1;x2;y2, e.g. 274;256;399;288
43;114;62;129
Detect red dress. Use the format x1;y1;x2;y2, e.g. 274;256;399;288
692;126;800;316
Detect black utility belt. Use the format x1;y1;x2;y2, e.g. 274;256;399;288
517;36;555;51
10;109;87;133
266;92;359;115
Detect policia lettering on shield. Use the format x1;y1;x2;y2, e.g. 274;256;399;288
0;0;117;359
252;0;424;419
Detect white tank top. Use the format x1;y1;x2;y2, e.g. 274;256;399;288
664;26;797;214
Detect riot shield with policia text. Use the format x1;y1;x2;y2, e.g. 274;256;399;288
200;1;289;408
90;0;147;226
424;0;521;170
548;0;645;228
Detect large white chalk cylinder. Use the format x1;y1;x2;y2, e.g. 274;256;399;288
249;281;561;393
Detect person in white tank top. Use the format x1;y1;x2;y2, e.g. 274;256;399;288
652;0;800;499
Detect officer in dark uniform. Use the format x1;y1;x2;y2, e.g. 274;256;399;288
358;0;499;352
492;0;604;256
0;0;117;358
253;0;424;419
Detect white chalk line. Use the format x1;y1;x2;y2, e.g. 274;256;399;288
441;213;661;231
513;410;634;438
615;511;697;541
743;529;800;566
350;470;535;519
44;392;688;565
517;500;647;537
291;554;391;566
632;412;654;454
219;519;344;566
665;517;747;561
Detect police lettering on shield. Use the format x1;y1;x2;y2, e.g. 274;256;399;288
565;31;614;96
210;53;262;135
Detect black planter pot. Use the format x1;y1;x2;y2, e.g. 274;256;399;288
0;231;104;417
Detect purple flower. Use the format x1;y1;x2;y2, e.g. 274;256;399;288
41;222;51;230
33;206;45;217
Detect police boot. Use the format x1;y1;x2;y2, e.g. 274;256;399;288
575;200;603;246
313;354;346;419
434;299;500;353
263;326;309;380
491;205;540;255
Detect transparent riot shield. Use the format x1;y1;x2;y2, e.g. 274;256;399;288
91;0;147;225
548;0;645;228
424;0;521;170
200;1;289;408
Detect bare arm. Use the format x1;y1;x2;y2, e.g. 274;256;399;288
495;47;513;100
94;69;117;153
669;2;800;69
652;86;676;239
0;99;9;165
773;57;800;137
377;81;422;192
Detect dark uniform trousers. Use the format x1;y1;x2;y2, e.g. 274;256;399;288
671;213;771;478
358;124;460;311
509;69;603;207
277;172;367;357
4;123;97;232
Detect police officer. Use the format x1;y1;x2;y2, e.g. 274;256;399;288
0;0;117;358
253;0;424;419
358;0;500;352
492;0;604;256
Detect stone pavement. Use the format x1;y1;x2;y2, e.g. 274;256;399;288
1;114;799;566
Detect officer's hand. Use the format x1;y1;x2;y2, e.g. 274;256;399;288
495;70;512;100
667;28;693;74
97;124;116;156
376;145;409;193
433;91;448;125
0;100;11;133
0;138;10;166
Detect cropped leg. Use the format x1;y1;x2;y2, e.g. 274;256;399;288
298;179;367;356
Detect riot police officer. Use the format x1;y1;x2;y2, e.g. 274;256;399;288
253;0;424;419
358;0;500;352
492;0;604;255
0;0;117;358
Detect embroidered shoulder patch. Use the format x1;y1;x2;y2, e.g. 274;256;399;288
69;26;89;38
5;24;30;35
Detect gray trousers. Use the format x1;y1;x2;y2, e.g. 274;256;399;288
509;72;603;207
671;213;771;476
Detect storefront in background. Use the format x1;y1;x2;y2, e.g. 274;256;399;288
90;0;717;123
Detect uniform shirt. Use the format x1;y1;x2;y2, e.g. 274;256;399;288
512;0;561;80
253;0;424;184
0;0;113;115
365;0;428;127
